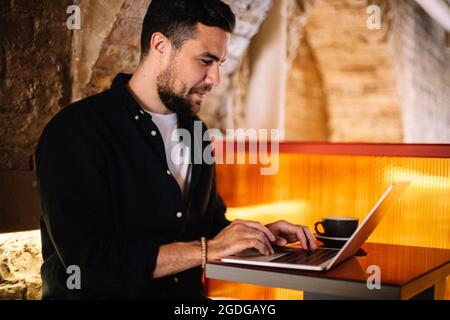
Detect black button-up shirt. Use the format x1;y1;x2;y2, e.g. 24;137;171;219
36;73;230;299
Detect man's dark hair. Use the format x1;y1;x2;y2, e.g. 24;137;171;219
140;0;236;58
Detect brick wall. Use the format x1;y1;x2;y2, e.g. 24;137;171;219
0;0;73;170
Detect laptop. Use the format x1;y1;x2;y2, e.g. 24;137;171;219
221;181;410;271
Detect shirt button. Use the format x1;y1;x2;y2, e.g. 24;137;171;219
134;115;139;120
174;277;179;283
166;170;171;176
139;110;145;115
176;212;183;218
151;130;157;136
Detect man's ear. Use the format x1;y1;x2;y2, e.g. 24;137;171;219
150;32;170;56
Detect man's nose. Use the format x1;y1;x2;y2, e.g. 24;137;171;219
205;64;220;87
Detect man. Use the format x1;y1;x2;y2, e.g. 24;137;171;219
36;0;316;300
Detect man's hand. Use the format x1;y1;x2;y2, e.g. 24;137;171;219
154;219;276;278
207;219;317;262
266;220;317;250
208;219;277;260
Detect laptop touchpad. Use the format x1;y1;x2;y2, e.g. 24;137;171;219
232;248;289;262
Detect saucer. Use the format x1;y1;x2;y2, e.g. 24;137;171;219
314;234;350;248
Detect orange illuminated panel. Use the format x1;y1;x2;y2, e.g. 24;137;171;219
217;154;450;249
207;143;450;300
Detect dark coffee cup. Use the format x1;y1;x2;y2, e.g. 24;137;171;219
314;217;359;238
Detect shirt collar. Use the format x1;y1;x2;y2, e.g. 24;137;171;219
111;73;201;128
111;73;150;120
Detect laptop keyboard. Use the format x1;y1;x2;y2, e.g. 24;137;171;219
272;248;339;266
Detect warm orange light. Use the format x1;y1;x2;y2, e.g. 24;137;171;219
208;151;450;300
385;167;450;190
226;200;309;225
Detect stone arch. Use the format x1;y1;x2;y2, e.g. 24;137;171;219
298;0;403;142
71;0;274;130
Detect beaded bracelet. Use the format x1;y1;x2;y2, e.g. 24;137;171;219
201;237;207;269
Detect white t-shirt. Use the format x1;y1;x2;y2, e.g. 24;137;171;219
146;111;191;196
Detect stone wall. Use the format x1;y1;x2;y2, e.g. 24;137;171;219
390;0;450;143
1;0;449;172
285;33;329;141
71;0;126;101
299;0;403;142
206;0;273;130
0;1;450;301
82;0;149;98
0;231;42;300
71;0;273;130
0;0;70;298
0;0;73;170
285;0;450;142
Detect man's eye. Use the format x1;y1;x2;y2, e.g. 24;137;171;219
201;59;213;65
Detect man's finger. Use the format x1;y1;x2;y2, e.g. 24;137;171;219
302;226;317;250
296;226;309;250
259;231;275;254
247;238;269;256
244;228;274;255
234;219;276;242
275;236;287;246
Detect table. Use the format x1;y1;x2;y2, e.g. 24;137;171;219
206;243;450;300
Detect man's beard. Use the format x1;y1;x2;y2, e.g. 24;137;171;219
157;66;199;120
